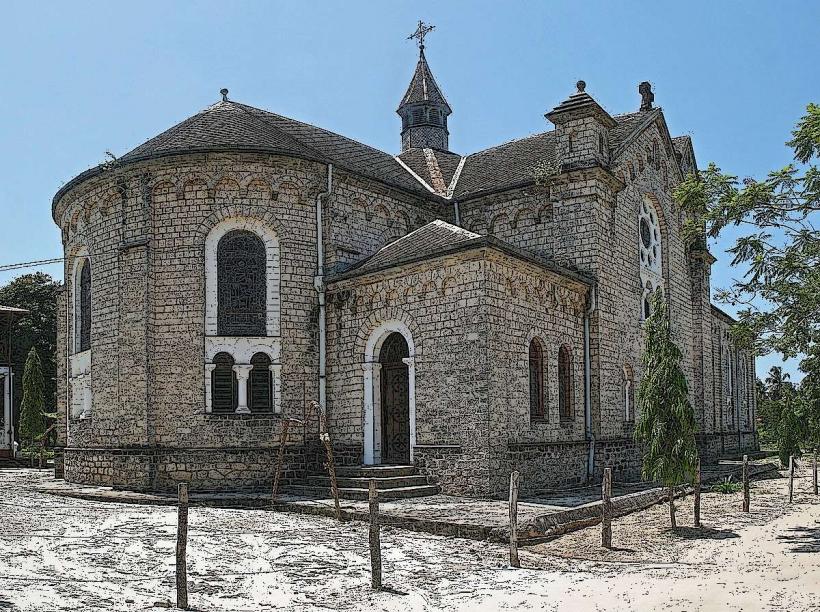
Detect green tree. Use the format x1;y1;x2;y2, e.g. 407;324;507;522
673;103;820;372
0;273;60;414
18;347;46;465
777;384;803;467
634;291;699;528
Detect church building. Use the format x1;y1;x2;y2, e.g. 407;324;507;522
53;28;757;496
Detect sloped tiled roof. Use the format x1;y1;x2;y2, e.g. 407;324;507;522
453;131;557;199
398;49;452;113
336;220;479;278
397;148;463;195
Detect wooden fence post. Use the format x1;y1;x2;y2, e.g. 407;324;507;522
271;419;291;502
694;458;701;527
509;471;520;568
602;467;612;548
369;479;382;590
788;455;795;504
813;450;818;496
176;483;189;611
315;403;342;521
742;454;750;513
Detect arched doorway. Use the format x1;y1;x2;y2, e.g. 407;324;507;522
379;332;410;464
362;321;416;465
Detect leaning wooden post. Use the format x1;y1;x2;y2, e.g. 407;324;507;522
508;471;520;568
742;454;750;512
316;405;342;521
601;467;612;548
812;450;818;496
368;479;382;590
694;458;702;528
176;483;189;611
271;418;291;502
788;455;795;504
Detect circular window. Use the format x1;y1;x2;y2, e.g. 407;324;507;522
640;218;651;248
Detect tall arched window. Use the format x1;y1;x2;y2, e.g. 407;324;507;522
249;352;273;413
639;196;663;319
558;345;573;421
529;339;545;421
211;352;237;413
623;364;635;422
78;258;91;353
217;230;266;337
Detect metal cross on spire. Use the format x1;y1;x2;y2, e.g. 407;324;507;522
407;20;435;50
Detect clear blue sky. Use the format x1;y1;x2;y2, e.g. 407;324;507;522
1;0;817;380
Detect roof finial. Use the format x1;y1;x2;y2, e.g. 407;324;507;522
407;20;435;51
576;80;586;93
639;81;654;111
220;88;229;102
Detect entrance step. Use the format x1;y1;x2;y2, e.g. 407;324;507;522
287;483;439;501
335;465;416;479
291;464;438;500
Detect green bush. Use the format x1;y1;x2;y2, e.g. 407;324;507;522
711;476;742;494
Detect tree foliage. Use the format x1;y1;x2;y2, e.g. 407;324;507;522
634;291;699;526
673;104;820;365
18;346;45;450
0;273;59;410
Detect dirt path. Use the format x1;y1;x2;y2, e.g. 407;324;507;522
1;467;818;611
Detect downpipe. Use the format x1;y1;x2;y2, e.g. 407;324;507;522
315;164;333;412
584;284;597;482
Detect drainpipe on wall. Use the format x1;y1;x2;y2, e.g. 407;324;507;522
584;284;597;482
315;164;333;412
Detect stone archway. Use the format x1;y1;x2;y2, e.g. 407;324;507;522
362;321;416;465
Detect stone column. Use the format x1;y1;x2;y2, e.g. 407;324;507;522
362;362;382;465
269;364;282;414
233;364;253;414
69;376;82;420
204;364;216;413
402;357;416;462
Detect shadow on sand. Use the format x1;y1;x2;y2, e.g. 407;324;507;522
776;526;820;553
669;526;740;540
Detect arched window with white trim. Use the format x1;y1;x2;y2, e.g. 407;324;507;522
529;339;546;421
639;196;663;319
558;345;573;421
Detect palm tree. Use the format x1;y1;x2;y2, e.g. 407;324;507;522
765;366;791;402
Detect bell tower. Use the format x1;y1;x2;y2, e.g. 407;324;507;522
397;21;452;152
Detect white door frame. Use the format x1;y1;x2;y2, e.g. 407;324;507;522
362;321;416;465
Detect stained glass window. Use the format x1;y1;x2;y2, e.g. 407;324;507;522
558;345;573;421
217;230;266;336
211;352;236;413
529;339;545;421
79;258;91;352
249;352;272;413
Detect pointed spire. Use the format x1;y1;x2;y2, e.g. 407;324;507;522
398;47;452;114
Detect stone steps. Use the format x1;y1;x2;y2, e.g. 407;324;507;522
305;474;429;489
290;464;438;500
287;483;439;501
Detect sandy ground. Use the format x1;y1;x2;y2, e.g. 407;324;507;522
1;467;818;611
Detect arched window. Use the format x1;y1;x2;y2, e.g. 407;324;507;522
639;196;663;319
217;230;266;337
77;257;91;353
249;352;273;413
623;364;635;422
558;345;573;421
211;352;237;413
529;339;545;421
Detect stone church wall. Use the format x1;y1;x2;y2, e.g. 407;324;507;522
54;151;439;492
326;249;493;496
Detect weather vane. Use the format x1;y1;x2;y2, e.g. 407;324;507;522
407;20;435;50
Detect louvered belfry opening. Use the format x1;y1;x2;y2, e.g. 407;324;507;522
211;352;237;413
217;230;266;337
249;352;273;413
79;258;91;352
